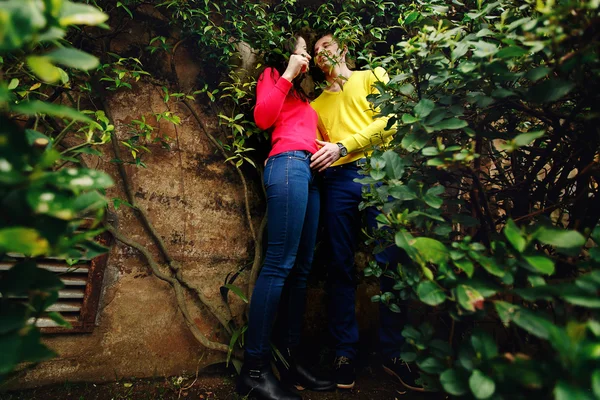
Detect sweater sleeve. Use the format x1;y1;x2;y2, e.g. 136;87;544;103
339;67;395;153
254;68;293;130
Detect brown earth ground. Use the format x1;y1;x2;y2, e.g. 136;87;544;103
1;360;445;400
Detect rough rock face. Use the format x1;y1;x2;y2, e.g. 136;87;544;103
12;16;383;388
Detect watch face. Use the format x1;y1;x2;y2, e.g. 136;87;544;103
337;143;347;156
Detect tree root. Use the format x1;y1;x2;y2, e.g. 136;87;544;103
181;99;258;243
93;92;238;343
105;224;241;357
180;99;267;304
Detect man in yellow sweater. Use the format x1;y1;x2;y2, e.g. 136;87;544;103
310;34;417;391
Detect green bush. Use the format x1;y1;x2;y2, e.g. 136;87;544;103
358;0;600;398
1;1;598;397
0;0;112;381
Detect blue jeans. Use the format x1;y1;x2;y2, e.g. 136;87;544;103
323;162;407;359
245;151;320;360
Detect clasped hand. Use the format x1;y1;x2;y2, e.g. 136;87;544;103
282;54;309;81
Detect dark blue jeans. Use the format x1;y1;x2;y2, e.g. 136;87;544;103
245;151;320;360
323;162;406;359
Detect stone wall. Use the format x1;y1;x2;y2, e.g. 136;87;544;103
11;11;382;388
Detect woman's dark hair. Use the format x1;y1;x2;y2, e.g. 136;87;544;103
260;29;315;102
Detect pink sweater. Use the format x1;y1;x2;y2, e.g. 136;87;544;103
254;68;318;157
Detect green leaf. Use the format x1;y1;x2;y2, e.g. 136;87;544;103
27;56;61;83
452;42;469;61
403;11;419;25
0;228;49;256
413;237;449;265
401;326;422;342
41;168;114;191
469;279;500;297
494;301;556;339
416;281;446;306
8;78;19;90
227;325;247;365
479;257;505;277
48;312;72;328
0;302;28;334
431;118;468;131
26;189;106;220
504;219;526;252
457;285;485;312
429;339;452;357
491;87;515;98
454;258;475;277
471;330;498;360
526;66;551;82
223;284;248;303
469;369;495;399
417;357;446;374
19;328;56;363
528;79;575;103
12;101;92;122
77;240;109;259
370;169;386;180
47;47;99;70
401;131;429;151
592;369;600;399
514;130;545;147
440;369;469;396
0;260;64;296
400;350;417;362
562;294;600;309
414;99;435;118
117;1;134;19
0;334;20;374
536;227;585;249
472;41;499;58
25;129;51;147
423;186;445;209
389;185;417;201
381;150;405;180
555;380;596;400
59;2;109;26
496;46;528;59
402;113;419;124
523;255;555;275
395;230;419;260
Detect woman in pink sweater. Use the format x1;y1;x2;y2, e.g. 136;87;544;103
237;34;334;400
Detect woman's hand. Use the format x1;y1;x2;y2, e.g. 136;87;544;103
282;54;309;82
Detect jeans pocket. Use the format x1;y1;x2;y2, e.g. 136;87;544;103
289;151;311;161
264;160;274;187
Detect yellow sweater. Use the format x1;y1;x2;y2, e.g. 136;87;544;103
311;67;394;166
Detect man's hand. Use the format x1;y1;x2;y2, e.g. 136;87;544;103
310;139;341;171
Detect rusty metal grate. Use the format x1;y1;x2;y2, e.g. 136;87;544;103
0;231;112;333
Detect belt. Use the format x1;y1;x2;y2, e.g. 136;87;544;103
337;158;367;168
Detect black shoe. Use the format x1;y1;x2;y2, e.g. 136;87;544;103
276;348;336;392
236;357;301;400
382;357;424;391
333;356;355;389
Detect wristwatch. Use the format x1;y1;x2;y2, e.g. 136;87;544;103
336;142;348;157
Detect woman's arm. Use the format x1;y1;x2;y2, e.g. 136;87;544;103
253;67;292;130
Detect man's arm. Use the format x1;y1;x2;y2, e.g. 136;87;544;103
338;67;395;153
310;67;394;171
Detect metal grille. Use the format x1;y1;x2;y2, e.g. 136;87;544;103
0;231;112;333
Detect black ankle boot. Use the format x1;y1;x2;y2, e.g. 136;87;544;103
277;348;336;392
236;356;302;400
